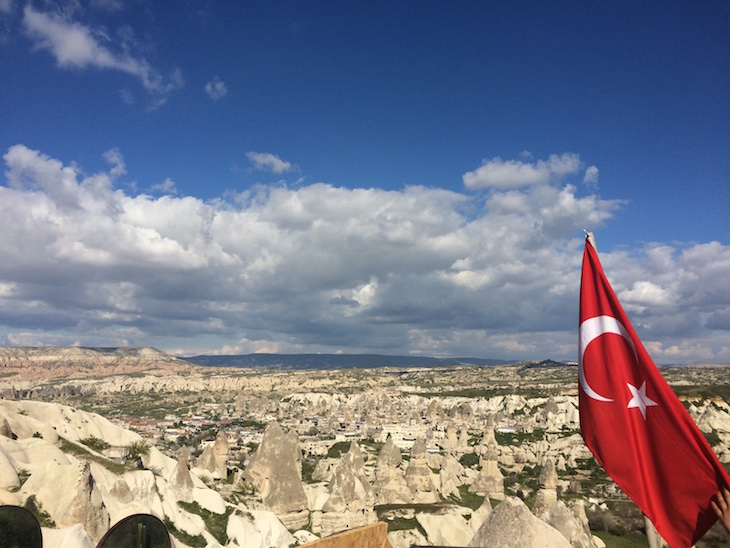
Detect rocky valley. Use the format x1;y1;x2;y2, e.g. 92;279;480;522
1;347;729;547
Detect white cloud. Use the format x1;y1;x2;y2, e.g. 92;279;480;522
463;153;581;190
205;77;227;100
246;151;292;174
22;5;183;106
150;178;177;194
583;165;599;185
0;0;13;15
0;144;727;363
618;281;677;313
103;148;126;178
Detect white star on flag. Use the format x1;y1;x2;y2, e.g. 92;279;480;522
627;381;658;420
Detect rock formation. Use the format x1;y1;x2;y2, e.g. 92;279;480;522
438;454;464;499
532;457;558;516
441;423;460;452
212;430;230;477
468;496;572;548
243;421;309;529
404;438;439;504
171;447;194;491
318;442;376;536
0;346;194;381
23;461;110;543
469;428;504;500
0;399;297;548
373;436;412;505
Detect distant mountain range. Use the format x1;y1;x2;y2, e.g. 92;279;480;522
181;353;511;370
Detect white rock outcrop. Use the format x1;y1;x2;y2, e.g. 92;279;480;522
468;496;572;548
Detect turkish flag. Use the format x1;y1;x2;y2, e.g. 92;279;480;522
579;238;730;547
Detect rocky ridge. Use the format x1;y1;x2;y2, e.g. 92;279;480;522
0;346;196;382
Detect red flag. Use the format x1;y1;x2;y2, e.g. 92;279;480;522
579;237;730;547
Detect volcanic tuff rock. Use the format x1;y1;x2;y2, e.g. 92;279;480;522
171;447;195;491
0;399;297;548
404;437;439;504
243;421;309;528
437;454;464;499
532;457;559;516
196;430;229;479
468;496;572;548
318;442;377;536
373;437;412;505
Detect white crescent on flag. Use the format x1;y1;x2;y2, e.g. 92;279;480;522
579;315;637;402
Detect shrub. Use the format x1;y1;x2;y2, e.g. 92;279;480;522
326;441;351;458
459;453;480;469
163;517;206;548
126;440;150;460
178;500;233;545
80;435;110;453
24;495;55;528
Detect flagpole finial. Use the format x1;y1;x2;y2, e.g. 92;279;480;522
584;230;597;250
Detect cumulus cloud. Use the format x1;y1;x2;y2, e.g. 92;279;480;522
22;5;183;107
246;151;292;174
205;77;227;100
583;165;599;185
463;153;581;190
0;144;728;363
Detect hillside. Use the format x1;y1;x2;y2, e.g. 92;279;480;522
0;346;195;381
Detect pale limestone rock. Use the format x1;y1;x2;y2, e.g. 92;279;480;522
320;443;376;536
570;500;597;548
142;447;178;484
442;423;460;452
171;447;194;490
0;400;138;447
212;430;229;478
0;489;21;505
469;497;492;533
438;454;464;499
474;423;497;457
469;457;504;499
0;444;19;489
388;528;428;548
373;437;412;505
532;458;558;516
244;422;309;526
108;478;134;504
312;457;337;482
468;496;571;548
426;451;442;470
540;458;559;489
405;438;439;504
541;500;595;548
22;460;110;543
469;428;504;500
1;436;70;469
294;529;319;544
458;428;470;451
426;399;444;422
42;523;95;548
417;507;474;546
196;444;219;477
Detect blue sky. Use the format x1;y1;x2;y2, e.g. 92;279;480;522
0;1;728;363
